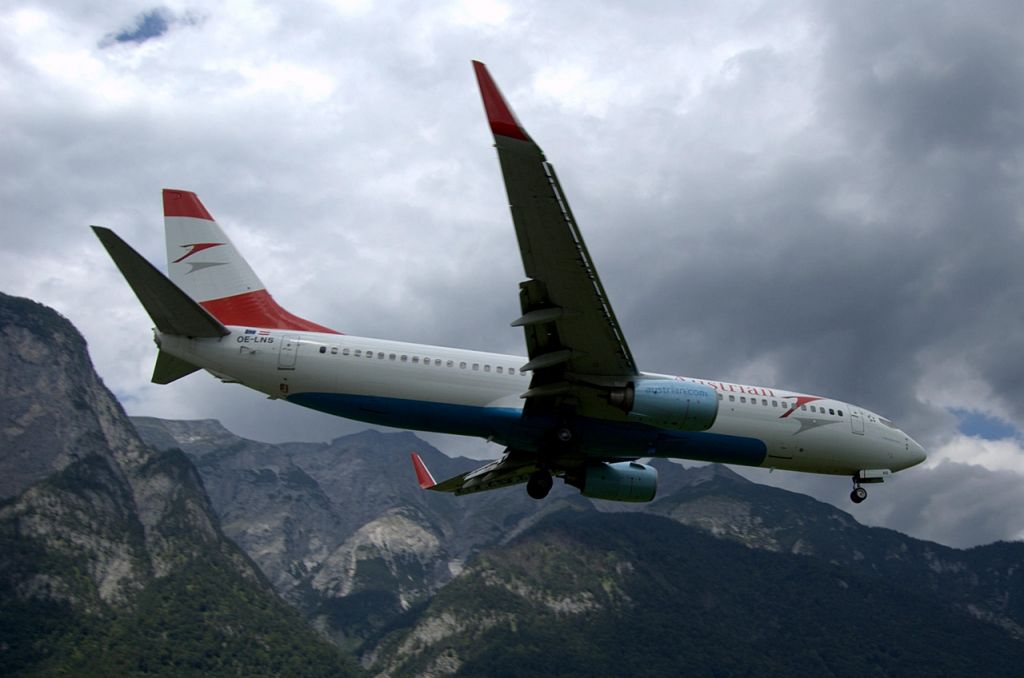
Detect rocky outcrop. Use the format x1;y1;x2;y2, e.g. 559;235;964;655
135;411;1024;671
0;294;250;607
367;511;1024;677
0;293;356;675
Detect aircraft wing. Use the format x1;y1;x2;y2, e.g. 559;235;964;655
411;450;540;496
473;61;638;417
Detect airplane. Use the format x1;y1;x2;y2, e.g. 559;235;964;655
93;61;926;505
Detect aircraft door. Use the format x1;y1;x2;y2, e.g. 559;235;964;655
850;409;865;435
278;335;300;370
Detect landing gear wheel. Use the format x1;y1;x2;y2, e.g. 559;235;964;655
556;427;573;443
850;486;868;504
526;471;553;500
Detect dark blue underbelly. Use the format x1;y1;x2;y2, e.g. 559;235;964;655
287;392;767;467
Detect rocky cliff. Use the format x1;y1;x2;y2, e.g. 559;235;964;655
7;290;1019;676
133;417;588;646
0;293;358;675
135;416;1024;676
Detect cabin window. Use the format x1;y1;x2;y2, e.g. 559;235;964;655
772;400;778;407
484;365;491;372
496;366;503;374
717;393;723;401
389;353;396;360
762;399;768;406
810;405;816;413
460;361;467;369
342;348;350;356
366;352;373;359
729;395;735;402
401;355;408;362
801;405;807;411
412;356;419;363
829;408;835;415
447;360;454;367
837;410;844;417
740;397;746;403
472;363;480;371
319;346;326;354
354;349;362;357
331;347;338;355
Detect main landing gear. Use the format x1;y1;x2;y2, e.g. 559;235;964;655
527;470;553;500
526;423;571;499
850;476;868;504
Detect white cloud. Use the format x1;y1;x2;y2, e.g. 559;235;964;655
927;435;1024;475
2;0;1024;548
447;0;511;28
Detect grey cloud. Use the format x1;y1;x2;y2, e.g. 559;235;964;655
3;0;1023;547
737;460;1024;549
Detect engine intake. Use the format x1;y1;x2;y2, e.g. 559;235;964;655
609;379;719;431
573;461;658;503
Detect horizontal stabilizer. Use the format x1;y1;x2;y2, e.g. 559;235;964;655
151;350;200;384
92;226;229;338
410;450;538;496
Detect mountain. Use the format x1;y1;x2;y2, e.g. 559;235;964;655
6;289;1020;676
645;464;1024;639
0;293;359;676
136;417;1024;675
369;510;1022;677
133;417;589;647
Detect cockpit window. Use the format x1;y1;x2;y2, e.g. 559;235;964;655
879;418;898;429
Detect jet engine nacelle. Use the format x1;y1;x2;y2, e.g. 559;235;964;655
579;461;658;503
610;379;719;432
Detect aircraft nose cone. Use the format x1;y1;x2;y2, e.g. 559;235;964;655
907;438;927;468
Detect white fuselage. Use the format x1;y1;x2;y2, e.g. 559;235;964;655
159;327;927;476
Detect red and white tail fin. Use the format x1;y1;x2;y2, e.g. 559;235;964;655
163;189;339;333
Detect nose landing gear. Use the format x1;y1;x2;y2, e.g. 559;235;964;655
849;469;890;504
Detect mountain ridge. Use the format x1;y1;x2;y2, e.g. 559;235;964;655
0;292;359;675
3;289;1020;675
134;414;1024;672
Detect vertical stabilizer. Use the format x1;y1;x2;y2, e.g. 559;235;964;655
163;189;339;333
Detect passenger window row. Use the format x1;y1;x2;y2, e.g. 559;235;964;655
316;345;522;376
717;392;843;417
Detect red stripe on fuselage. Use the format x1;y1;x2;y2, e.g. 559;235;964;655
200;290;341;334
163;189;215;220
780;396;823;418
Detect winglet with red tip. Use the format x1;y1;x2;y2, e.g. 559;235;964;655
472;61;531;142
411;453;438;490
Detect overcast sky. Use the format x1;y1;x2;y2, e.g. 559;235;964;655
3;0;1022;548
